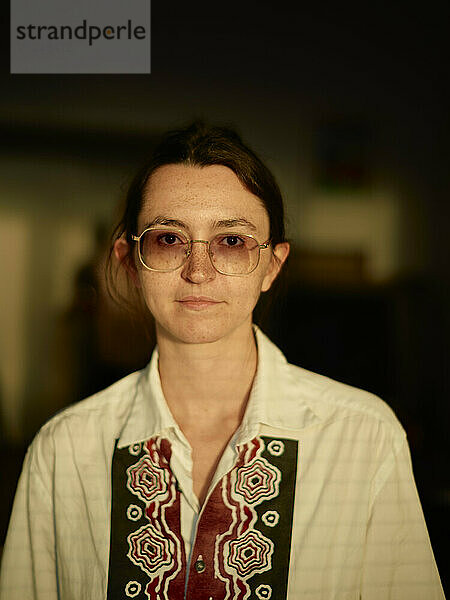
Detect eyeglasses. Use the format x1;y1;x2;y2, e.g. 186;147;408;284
131;227;270;276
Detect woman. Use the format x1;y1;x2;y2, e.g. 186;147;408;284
0;122;444;599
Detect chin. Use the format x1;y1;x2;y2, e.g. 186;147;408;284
176;323;228;344
159;314;242;345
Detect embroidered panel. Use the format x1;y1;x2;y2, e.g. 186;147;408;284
186;436;298;600
107;436;298;600
107;438;186;599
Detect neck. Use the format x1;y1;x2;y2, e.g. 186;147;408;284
156;321;258;425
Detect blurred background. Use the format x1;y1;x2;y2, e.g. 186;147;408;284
0;1;448;590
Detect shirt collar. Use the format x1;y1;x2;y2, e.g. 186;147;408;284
118;325;323;449
235;325;323;444
117;348;182;449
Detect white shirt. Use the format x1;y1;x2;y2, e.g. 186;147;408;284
0;327;445;599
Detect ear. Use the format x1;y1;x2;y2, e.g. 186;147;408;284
261;242;290;292
113;237;141;288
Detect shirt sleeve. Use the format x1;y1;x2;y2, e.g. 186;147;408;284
361;435;445;599
0;435;59;600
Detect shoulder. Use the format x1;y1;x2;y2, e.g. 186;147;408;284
279;361;407;461
29;369;145;460
268;361;409;490
256;326;403;438
287;361;402;431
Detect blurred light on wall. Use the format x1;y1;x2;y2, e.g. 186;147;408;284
297;191;401;282
0;212;30;442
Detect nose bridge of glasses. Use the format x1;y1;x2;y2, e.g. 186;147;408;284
187;239;211;255
185;238;214;266
190;239;210;246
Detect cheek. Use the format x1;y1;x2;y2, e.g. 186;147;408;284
137;272;173;313
229;272;267;311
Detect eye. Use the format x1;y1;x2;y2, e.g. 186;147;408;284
219;235;245;247
157;232;184;245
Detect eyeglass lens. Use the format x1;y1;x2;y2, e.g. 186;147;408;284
140;229;260;274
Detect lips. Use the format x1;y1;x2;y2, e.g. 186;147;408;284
179;296;219;303
177;296;222;310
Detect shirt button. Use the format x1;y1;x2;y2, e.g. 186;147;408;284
194;557;206;573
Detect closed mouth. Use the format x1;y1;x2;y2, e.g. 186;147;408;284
178;296;221;303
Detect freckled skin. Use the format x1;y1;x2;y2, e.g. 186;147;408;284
133;164;285;345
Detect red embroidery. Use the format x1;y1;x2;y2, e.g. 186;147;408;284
187;438;280;600
126;438;186;599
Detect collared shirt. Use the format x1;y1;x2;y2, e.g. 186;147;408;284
0;327;445;599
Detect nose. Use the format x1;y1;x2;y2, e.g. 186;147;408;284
181;240;216;284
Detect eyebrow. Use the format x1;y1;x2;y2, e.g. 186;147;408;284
143;216;258;232
213;218;257;232
144;216;186;229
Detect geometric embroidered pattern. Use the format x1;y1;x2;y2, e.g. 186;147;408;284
226;528;274;578
212;437;283;599
126;455;168;504
125;437;184;599
127;504;143;522
107;435;298;600
255;583;273;598
261;510;279;528
267;439;285;457
129;442;142;456
234;456;281;506
124;580;141;597
127;523;174;576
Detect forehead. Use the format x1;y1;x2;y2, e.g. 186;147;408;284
139;164;269;232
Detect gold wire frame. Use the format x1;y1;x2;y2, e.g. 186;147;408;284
131;227;270;276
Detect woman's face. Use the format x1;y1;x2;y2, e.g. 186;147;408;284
118;163;289;345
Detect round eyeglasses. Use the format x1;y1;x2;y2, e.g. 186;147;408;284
131;227;271;276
